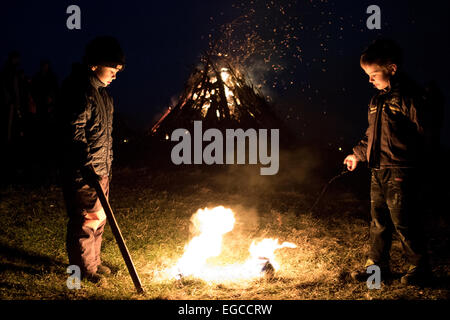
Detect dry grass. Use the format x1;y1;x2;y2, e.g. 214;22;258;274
0;164;449;300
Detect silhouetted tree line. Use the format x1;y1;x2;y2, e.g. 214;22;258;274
0;51;60;184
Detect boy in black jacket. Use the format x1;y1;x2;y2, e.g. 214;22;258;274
61;36;124;283
344;39;432;286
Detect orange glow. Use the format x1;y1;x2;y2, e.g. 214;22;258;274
167;206;296;281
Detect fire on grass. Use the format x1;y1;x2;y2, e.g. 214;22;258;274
156;206;297;282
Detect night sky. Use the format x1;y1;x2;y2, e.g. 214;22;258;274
2;0;450;148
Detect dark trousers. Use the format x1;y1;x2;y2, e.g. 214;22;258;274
63;175;109;275
66;219;106;274
369;168;428;268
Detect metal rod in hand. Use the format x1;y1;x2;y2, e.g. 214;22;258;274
308;166;350;214
91;177;145;294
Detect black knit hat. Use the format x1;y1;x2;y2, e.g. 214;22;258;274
83;36;125;68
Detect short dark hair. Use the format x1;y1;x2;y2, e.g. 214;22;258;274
360;39;402;67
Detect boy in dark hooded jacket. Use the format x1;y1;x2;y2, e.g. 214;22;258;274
61;36;125;283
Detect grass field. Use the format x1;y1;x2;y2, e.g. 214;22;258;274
1;153;449;300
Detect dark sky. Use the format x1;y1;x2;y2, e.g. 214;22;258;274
2;0;450;147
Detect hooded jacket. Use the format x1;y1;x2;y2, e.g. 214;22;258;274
353;73;431;169
60;64;113;180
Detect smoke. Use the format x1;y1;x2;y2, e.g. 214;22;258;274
243;56;279;100
204;146;324;213
183;146;324;264
170;94;180;108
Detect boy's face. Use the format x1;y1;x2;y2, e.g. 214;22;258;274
361;63;396;91
91;65;123;86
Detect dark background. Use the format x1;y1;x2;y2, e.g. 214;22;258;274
1;0;449;150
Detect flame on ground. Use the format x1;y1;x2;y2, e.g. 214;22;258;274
166;206;296;282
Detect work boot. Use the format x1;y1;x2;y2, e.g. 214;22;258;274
97;264;111;276
350;259;392;282
400;265;432;286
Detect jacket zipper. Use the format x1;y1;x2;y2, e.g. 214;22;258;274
104;90;110;177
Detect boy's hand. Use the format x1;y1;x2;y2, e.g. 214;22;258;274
344;154;359;171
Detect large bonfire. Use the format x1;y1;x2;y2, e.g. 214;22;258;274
151;55;289;141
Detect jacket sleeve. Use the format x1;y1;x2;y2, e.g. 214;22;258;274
353;127;369;162
109;95;114;164
353;98;375;163
407;95;431;140
69;95;93;168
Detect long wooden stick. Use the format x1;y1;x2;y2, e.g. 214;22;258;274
91;176;145;294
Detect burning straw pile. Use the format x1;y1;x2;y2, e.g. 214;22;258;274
156;206;296;282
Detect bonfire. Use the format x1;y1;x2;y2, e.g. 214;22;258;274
150;55;290;143
162;206;296;282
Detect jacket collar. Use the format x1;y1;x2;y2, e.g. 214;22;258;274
379;73;402;96
89;73;106;90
